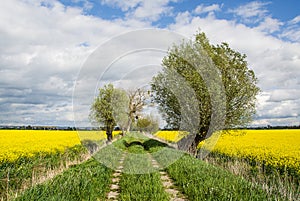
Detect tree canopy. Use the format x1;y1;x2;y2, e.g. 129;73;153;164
89;84;128;141
151;32;260;154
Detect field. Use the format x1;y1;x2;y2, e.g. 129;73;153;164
155;129;300;174
1;130;299;200
0;130;121;200
156;129;300;200
154;130;188;142
198;130;300;175
13;132;275;200
0;130;121;163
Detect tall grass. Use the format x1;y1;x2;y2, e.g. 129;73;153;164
203;152;299;201
0;145;87;200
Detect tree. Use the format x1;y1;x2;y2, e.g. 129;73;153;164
126;88;149;132
89;84;128;141
151;31;260;154
111;88;130;134
137;117;151;131
136;114;159;133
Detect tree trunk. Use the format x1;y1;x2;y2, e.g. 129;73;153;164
188;134;206;156
126;117;132;132
106;125;113;142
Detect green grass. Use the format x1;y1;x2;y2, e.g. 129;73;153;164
154;148;277;201
92;142;124;170
15;157;112;201
0;145;87;200
118;142;169;201
119;172;169;201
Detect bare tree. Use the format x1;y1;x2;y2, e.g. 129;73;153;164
126;88;149;132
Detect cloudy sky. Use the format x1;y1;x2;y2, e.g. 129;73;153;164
0;0;299;127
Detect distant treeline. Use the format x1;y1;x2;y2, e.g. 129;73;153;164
160;125;300;131
1;125;299;131
0;125;105;131
0;125;76;130
239;125;300;130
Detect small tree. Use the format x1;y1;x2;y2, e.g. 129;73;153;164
126;88;149;132
90;84;128;141
112;88;130;134
137;117;151;132
136;114;160;133
151;32;260;154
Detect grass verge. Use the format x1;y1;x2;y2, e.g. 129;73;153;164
14;155;112;200
0;145;87;200
154;148;277;201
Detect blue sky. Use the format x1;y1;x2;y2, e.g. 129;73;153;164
0;0;299;127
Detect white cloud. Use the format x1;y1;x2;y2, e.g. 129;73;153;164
289;15;300;25
280;25;300;43
269;89;300;102
256;16;283;33
228;1;270;23
129;1;173;22
0;0;134;126
174;11;192;25
101;0;177;22
100;0;142;12
194;4;221;15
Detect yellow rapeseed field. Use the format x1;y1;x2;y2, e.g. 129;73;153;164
199;129;300;173
0;130;121;163
78;130;121;141
154;130;188;142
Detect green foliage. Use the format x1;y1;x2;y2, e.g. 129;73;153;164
137;118;151;129
90;84;129;140
136;115;159;133
112;87;130;131
151;31;260;151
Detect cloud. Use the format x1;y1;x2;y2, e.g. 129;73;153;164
194;4;222;15
289;15;300;25
100;0;142;12
228;1;270;22
256;16;283;33
101;0;177;22
0;0;299;127
0;0;134;126
279;18;300;42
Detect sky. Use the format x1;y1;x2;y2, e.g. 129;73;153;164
0;0;299;127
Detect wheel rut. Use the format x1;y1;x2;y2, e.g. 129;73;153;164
148;154;188;201
107;154;126;201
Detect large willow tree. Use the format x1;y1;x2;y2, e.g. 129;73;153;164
151;32;260;154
